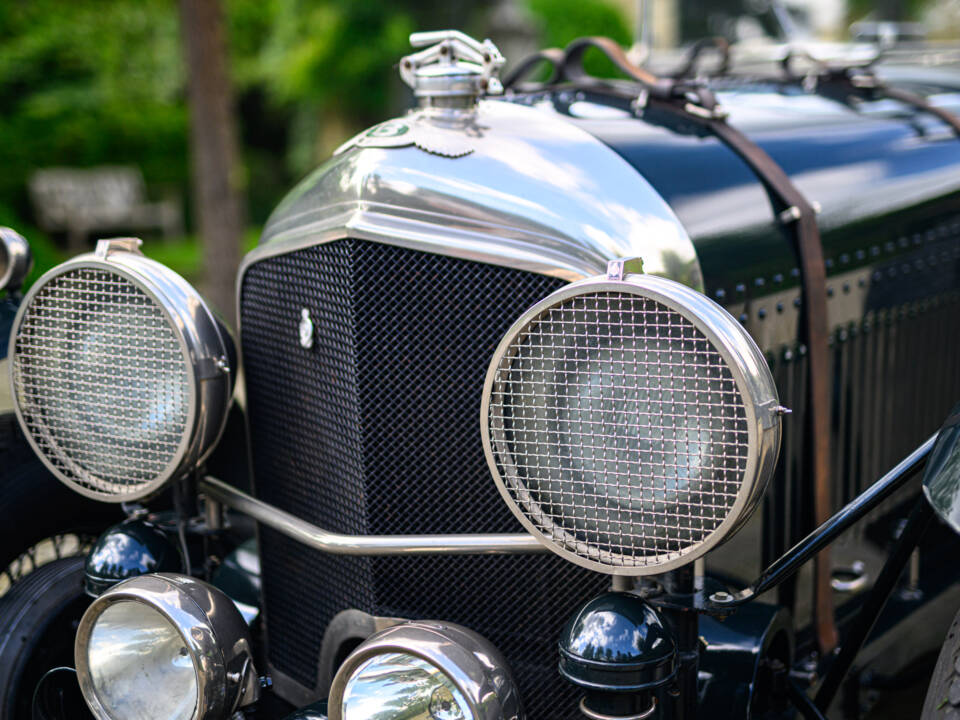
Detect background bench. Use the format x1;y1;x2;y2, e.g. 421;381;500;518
29;167;182;250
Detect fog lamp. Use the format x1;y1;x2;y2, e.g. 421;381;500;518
75;573;258;720
328;621;523;720
8;238;234;502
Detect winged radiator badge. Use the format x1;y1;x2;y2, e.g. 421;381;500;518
922;403;960;535
334;117;478;158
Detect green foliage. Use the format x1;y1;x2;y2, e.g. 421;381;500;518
0;0;630;281
527;0;631;48
526;0;631;77
847;0;927;23
0;0;188;219
142;229;261;284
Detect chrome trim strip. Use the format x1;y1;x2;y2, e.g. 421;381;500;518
200;476;548;555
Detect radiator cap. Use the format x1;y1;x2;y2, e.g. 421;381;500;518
399;30;505;104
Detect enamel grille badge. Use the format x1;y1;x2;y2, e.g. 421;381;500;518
299;308;314;350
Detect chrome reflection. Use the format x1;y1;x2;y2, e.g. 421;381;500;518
243;99;703;310
75;573;258;720
328;621;523;720
341;653;470;720
87;601;198;720
0;227;32;292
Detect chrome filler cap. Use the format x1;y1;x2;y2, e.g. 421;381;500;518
400;30;505;106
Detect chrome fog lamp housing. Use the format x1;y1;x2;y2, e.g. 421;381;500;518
0;227;32;292
75;573;258;720
8;238;233;502
328;621;523;720
482;267;782;575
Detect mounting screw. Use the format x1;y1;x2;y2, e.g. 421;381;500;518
710;591;734;604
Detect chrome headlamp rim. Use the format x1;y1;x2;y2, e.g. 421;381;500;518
7;244;233;502
0;227;32;292
481;272;781;576
75;574;226;720
328;620;522;720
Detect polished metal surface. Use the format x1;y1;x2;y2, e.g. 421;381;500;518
922;404;960;535
200;475;546;555
244;99;702;307
327;620;523;720
579;698;657;720
75;573;259;720
400;30;505;101
340;653;472;719
8;245;233;502
481;272;782;575
0;227;32;292
86;601;198;720
298;308;315;350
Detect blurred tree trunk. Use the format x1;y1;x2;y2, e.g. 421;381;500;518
179;0;244;325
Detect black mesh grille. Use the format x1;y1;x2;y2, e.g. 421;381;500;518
241;239;608;719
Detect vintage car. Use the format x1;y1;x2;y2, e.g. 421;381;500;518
3;28;960;720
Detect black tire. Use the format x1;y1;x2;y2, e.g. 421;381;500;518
0;416;120;579
922;607;960;718
0;556;91;720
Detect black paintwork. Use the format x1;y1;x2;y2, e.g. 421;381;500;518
83;519;182;597
281;700;328;720
559;591;677;687
0;295;18;364
559;591;677;718
557;79;960;298
698;602;793;718
524;89;960;588
519;75;960;712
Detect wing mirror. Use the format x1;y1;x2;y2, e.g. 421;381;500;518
922;403;960;534
0;227;32;293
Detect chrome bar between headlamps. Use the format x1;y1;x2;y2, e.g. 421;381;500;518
199;476;548;555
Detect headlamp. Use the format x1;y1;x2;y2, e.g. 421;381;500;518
482;270;782;575
328;621;522;720
8;238;233;502
75;573;258;720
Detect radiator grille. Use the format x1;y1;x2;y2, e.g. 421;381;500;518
241;239;608;719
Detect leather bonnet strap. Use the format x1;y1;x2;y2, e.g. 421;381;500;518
547;36;839;653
